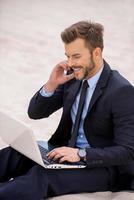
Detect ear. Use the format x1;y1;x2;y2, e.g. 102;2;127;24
93;47;102;60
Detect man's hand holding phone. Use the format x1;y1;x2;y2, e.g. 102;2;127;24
44;61;74;93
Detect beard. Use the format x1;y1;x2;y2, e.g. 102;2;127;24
84;58;95;79
75;56;95;80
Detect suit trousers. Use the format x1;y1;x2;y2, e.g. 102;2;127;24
0;147;117;200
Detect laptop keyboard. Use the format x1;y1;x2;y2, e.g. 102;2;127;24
38;144;57;164
38;144;85;167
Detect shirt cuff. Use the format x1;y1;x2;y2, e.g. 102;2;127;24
39;87;54;97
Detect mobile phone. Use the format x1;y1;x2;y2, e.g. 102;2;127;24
66;68;74;75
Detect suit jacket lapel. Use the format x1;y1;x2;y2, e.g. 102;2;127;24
87;86;102;113
87;61;111;113
64;80;82;114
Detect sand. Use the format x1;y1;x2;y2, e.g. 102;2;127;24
0;0;134;199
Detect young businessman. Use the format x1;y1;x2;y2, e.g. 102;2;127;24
0;21;134;200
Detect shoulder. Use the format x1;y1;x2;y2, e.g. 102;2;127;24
107;69;134;113
102;60;134;94
101;62;134;109
109;69;134;95
111;69;133;87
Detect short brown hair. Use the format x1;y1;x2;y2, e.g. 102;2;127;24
61;21;104;51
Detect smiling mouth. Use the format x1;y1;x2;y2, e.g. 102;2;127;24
71;67;82;71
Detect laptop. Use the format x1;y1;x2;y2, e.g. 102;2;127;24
0;111;86;169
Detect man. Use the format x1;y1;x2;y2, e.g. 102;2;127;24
0;21;134;199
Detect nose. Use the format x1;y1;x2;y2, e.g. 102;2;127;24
67;58;75;67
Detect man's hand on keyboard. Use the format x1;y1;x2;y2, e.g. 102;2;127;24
47;147;80;163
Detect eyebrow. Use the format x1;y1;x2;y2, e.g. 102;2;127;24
65;53;81;57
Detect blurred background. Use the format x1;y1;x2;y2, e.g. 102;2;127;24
0;0;134;147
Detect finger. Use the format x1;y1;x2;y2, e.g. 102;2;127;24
47;149;57;159
64;73;75;81
56;61;68;70
53;153;65;160
47;147;63;159
59;156;68;163
59;60;68;67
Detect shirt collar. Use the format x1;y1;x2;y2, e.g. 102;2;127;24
85;64;104;89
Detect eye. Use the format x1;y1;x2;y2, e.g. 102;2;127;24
74;56;81;59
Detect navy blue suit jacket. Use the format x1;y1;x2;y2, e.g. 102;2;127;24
28;61;134;189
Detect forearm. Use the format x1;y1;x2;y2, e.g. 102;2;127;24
28;85;63;119
86;145;134;168
28;61;74;120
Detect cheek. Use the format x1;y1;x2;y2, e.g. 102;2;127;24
80;57;91;68
79;68;87;77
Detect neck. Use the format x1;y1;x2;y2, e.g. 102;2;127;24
87;59;103;79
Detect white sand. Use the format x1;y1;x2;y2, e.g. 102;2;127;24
0;0;134;199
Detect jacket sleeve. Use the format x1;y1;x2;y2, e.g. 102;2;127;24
86;85;134;168
28;85;64;119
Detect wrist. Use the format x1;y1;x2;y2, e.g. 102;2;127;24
77;148;87;162
44;81;58;92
